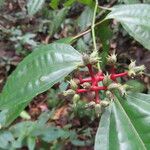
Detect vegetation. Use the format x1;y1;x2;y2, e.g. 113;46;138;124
0;0;150;149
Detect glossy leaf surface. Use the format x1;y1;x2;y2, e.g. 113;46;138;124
78;7;94;31
95;93;150;150
120;0;140;3
106;4;150;50
0;43;82;126
27;0;45;16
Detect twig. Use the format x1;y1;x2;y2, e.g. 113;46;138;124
73;0;117;41
92;0;98;52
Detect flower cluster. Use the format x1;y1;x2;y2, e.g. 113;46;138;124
63;52;145;115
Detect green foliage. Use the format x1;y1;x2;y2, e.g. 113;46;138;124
50;0;60;9
0;1;150;149
95;93;150;150
49;8;68;36
119;0;140;4
78;7;94;31
0;111;77;150
27;0;45;16
126;80;145;93
96;21;113;68
106;4;150;50
0;43;82;127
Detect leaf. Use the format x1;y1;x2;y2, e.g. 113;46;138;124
0;43;82;127
78;0;94;6
64;0;75;6
95;93;150;150
27;137;36;150
55;37;75;44
50;0;60;9
126;79;145;93
0;131;14;149
78;6;94;31
27;0;45;16
49;8;68;36
96;21;112;68
105;4;150;50
0;102;29;127
119;0;140;4
143;0;150;3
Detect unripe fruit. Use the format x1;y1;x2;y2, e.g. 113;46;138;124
63;89;75;97
106;90;114;101
100;100;110;107
128;61;145;76
81;82;91;90
89;51;100;65
95;103;102;117
85;101;96;109
102;73;112;86
73;94;80;102
107;53;117;65
108;83;126;96
82;54;90;65
70;79;78;90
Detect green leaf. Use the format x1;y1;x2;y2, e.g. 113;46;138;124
96;21;112;68
78;0;94;6
143;0;150;3
126;79;145;93
27;137;36;150
49;8;68;36
106;4;150;50
55;37;75;44
64;0;75;6
50;0;60;9
119;0;140;4
0;131;14;149
27;0;45;16
95;93;150;150
78;6;94;31
0;43;82;127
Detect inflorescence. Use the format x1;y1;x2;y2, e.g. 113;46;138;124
63;51;145;115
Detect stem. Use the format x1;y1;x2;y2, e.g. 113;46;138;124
76;86;107;93
80;77;92;84
92;0;98;52
111;72;128;80
87;64;95;81
92;0;101;71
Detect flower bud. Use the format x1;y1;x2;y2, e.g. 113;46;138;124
81;82;91;90
89;51;100;65
105;90;114;101
107;52;117;65
108;83;121;90
108;83;126;96
102;73;112;86
72;94;80;107
95;103;102;117
82;54;90;66
70;79;78;90
73;94;80;102
63;89;75;97
85;101;96;109
100;100;110;107
128;61;145;76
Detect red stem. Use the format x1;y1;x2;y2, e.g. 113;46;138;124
95;91;100;103
111;72;128;80
76;86;107;93
87;64;95;82
80;77;92;83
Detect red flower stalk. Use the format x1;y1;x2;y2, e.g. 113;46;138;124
76;63;128;103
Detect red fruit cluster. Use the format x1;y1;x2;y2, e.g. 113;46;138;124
76;64;128;104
